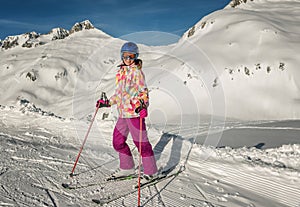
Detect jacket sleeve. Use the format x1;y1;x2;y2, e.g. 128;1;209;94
109;94;117;106
109;65;122;106
134;68;149;108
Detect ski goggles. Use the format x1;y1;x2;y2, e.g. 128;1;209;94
122;54;136;60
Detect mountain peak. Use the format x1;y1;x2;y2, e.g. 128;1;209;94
228;0;254;8
0;20;96;50
49;27;69;40
1;32;40;50
69;20;95;34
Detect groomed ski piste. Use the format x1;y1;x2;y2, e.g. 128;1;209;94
1;0;300;206
0;103;300;207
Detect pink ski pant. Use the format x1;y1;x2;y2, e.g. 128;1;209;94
113;117;157;175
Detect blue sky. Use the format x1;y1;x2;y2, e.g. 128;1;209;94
0;0;230;42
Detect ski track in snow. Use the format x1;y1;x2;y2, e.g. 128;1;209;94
0;107;299;206
188;157;300;207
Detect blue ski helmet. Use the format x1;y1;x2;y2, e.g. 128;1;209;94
120;42;139;59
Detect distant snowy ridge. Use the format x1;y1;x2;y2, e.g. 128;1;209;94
228;0;254;8
197;143;300;171
0;20;94;50
226;0;298;8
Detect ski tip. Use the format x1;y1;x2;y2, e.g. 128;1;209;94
105;177;114;181
92;199;103;205
92;199;99;203
62;183;75;189
69;173;79;177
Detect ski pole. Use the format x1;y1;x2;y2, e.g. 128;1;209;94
137;116;143;207
69;98;102;177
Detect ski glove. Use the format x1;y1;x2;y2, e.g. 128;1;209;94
135;100;148;118
139;108;148;118
96;99;110;108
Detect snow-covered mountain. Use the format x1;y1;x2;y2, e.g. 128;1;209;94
0;20;116;119
0;0;299;121
179;0;300;120
0;20;94;49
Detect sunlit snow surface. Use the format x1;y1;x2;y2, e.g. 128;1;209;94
0;105;299;207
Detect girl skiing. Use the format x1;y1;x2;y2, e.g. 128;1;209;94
97;42;158;179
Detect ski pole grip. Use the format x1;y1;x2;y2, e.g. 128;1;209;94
135;99;146;113
101;92;108;101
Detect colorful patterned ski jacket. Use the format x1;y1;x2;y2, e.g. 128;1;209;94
109;59;149;118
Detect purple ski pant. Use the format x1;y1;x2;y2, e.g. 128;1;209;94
113;117;157;175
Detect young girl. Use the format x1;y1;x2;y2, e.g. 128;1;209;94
97;42;158;178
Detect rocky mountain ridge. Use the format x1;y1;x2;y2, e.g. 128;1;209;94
0;20;94;50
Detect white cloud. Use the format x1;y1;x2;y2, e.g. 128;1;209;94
0;19;34;28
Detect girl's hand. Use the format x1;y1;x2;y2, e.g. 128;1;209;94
139;108;148;118
96;99;110;108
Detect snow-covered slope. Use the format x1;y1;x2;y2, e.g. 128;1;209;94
0;20;120;118
0;104;299;207
179;0;300;120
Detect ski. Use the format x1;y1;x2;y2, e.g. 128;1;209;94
62;182;102;189
105;173;138;182
62;173;138;190
92;165;185;205
135;165;185;189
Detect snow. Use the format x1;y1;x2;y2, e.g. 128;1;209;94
180;0;300;120
0;0;300;206
0;104;299;206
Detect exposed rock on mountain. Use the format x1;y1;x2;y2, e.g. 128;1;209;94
0;20;95;50
229;0;254;8
69;20;94;34
50;28;69;40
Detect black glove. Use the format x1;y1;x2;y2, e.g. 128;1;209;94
135;99;147;113
96;92;110;108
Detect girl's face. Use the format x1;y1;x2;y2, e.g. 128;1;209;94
122;52;136;66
